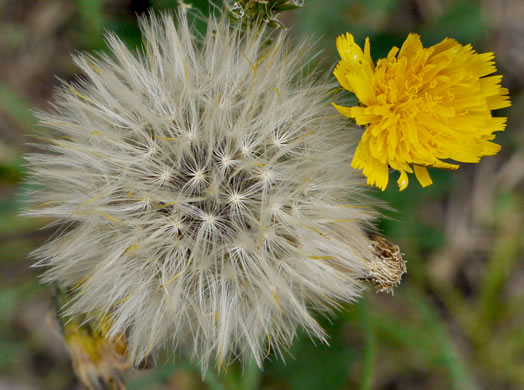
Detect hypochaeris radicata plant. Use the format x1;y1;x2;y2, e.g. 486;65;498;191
25;11;403;372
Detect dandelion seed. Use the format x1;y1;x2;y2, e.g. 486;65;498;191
25;12;398;371
333;33;511;190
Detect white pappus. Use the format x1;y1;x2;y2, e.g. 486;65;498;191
25;11;392;371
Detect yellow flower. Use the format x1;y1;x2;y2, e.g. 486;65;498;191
333;33;511;190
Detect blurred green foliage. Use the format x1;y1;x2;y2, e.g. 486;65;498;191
0;0;522;389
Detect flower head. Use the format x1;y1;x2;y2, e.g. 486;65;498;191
26;13;393;370
333;33;511;190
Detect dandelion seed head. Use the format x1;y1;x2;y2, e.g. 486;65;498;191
26;12;389;371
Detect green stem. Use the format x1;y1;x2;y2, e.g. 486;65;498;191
358;300;376;390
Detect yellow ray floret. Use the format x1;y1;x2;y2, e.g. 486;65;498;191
333;33;511;190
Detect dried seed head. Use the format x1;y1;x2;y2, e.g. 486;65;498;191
366;235;406;294
25;12;397;371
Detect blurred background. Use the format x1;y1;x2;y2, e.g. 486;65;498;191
0;0;522;389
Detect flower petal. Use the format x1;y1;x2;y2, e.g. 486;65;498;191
334;33;376;105
413;165;433;188
397;170;409;191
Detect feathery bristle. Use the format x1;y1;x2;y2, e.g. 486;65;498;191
25;11;385;371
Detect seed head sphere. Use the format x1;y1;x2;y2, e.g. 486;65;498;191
26;13;383;369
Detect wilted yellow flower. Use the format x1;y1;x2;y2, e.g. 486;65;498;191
63;316;130;390
333;33;511;190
